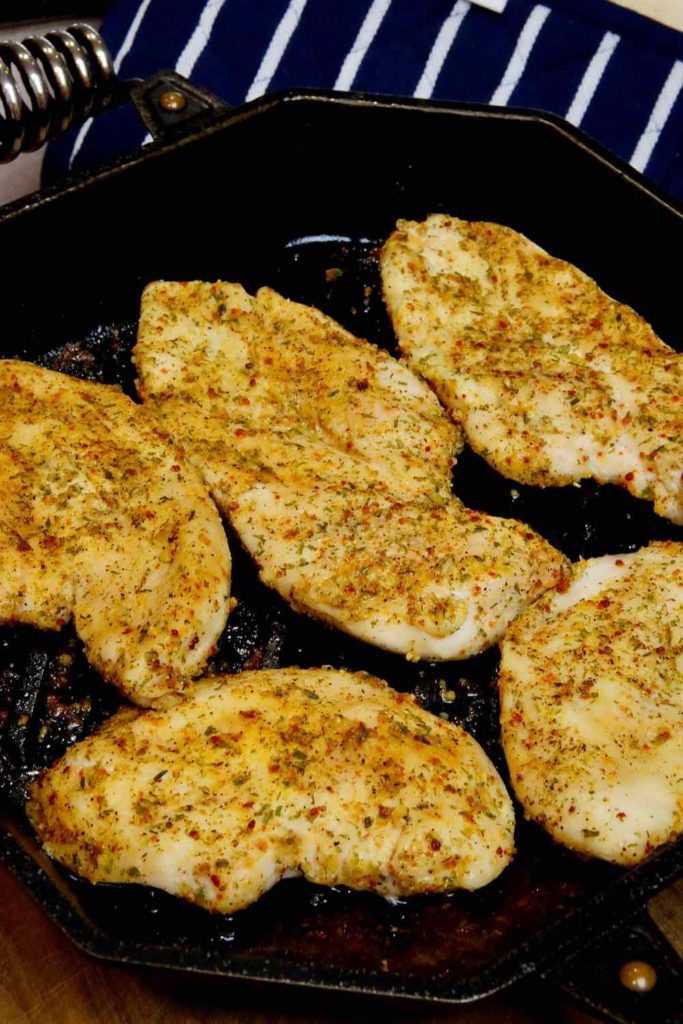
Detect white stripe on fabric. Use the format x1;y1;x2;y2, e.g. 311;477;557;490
140;0;230;145
566;31;619;127
490;4;550;107
176;0;230;79
334;0;393;91
631;60;683;173
69;0;155;167
414;0;470;100
471;0;507;10
245;0;310;101
113;0;156;73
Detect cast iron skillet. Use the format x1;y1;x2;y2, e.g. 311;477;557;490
0;74;681;1024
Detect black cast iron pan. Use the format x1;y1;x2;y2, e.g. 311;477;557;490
0;56;681;1024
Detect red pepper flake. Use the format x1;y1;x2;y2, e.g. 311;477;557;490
235;428;246;437
615;559;624;566
189;830;199;840
170;464;181;473
239;709;259;719
598;598;611;609
210;874;222;889
246;819;256;830
430;838;442;851
378;805;391;818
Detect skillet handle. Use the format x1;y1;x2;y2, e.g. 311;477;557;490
0;23;122;162
0;21;231;162
130;69;231;143
541;905;683;1024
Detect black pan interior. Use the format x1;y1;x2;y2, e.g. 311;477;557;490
0;93;682;999
2;233;682;986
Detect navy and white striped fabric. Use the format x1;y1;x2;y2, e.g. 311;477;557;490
43;0;683;203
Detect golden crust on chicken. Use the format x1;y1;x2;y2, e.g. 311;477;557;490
134;282;566;660
381;214;683;524
500;541;683;866
27;667;516;909
0;359;230;706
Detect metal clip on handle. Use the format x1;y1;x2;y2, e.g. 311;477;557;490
0;23;116;162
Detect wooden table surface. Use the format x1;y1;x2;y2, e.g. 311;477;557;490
0;3;680;1022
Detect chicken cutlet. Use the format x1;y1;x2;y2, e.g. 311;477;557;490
234;484;564;660
27;667;516;908
381;214;683;524
499;541;683;866
134;282;566;660
136;281;461;503
0;360;230;707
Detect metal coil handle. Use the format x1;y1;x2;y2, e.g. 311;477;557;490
0;23;115;162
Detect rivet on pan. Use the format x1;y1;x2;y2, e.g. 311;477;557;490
619;960;657;992
158;90;186;112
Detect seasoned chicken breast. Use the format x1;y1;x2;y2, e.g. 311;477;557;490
27;667;516;908
0;360;230;707
135;282;567;659
234;485;565;660
499;541;683;866
136;281;461;503
381;214;683;524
